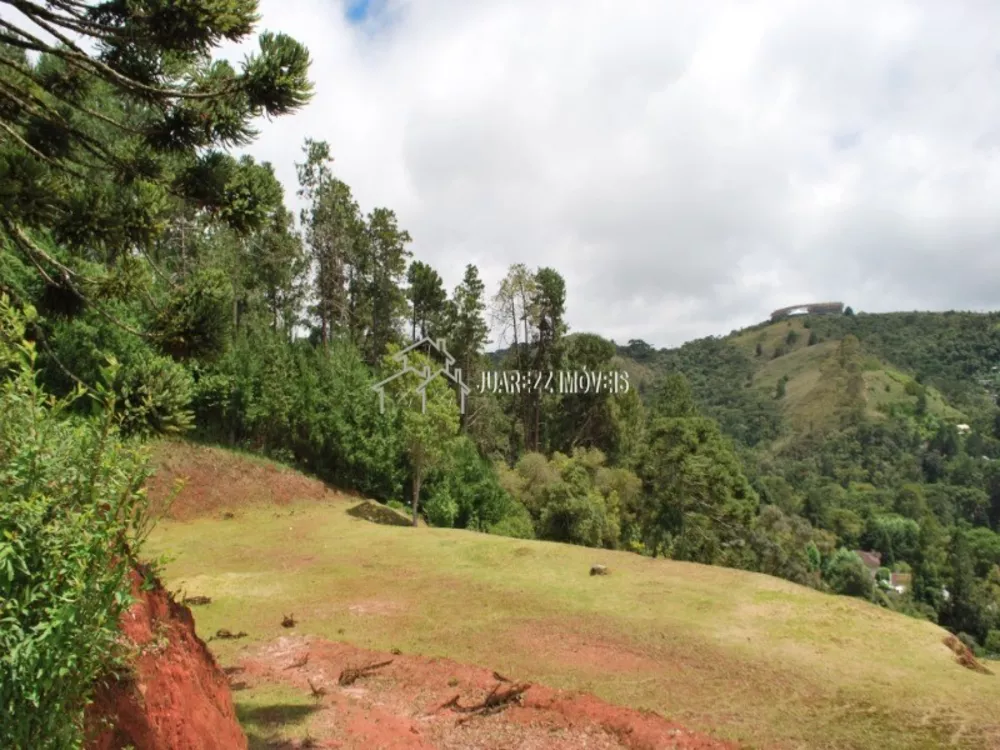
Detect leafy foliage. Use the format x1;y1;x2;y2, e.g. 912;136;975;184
0;299;152;749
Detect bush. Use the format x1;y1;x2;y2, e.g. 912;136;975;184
825;548;875;600
40;307;194;437
423;436;518;531
487;502;535;539
984;629;1000;656
424;486;458;528
0;298;152;749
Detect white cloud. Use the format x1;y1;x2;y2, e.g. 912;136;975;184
233;0;1000;348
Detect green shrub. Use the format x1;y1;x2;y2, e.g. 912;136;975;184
0;298;153;749
824;548;875;600
424;487;458;528
984;629;1000;656
487;502;535;540
423;436;516;531
40;307;194;437
806;542;821;572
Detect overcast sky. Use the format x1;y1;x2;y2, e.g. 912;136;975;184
229;0;1000;349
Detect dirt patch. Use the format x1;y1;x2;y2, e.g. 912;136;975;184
146;441;342;520
85;565;246;750
515;624;659;675
235;635;736;749
346;500;413;527
347;600;405;617
943;634;993;675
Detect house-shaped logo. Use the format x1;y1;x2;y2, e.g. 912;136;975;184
371;337;470;414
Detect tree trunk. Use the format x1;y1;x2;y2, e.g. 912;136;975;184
411;471;421;527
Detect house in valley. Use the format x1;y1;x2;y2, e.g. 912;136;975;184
853;550;882;577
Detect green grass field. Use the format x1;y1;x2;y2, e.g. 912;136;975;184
144;445;1000;750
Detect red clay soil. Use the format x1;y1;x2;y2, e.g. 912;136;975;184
237;635;737;750
84;566;248;750
942;634;994;675
146;441;344;520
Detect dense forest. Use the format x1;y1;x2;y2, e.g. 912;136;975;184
3;2;1000;745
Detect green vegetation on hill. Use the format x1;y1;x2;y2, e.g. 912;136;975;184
618;313;1000;654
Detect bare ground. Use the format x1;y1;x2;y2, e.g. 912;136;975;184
235;635;737;750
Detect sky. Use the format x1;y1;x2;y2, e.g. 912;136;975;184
222;0;1000;349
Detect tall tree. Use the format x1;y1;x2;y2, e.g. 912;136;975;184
364;208;411;363
492;264;538;450
637;415;759;564
943;526;986;637
527;267;566;452
449;264;490;381
406;260;447;341
296;139;361;345
492;263;536;368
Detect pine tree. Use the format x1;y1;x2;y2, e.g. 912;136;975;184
407;261;447;341
364;208;411;364
296;140;360;344
449;264;490;381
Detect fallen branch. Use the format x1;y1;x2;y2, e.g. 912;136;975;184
441;681;532;723
338;659;393;686
306;678;327;700
210;629;247;641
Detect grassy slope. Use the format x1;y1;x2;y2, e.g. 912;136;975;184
145;443;1000;750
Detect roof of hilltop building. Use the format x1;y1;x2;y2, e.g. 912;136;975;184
770;302;845;321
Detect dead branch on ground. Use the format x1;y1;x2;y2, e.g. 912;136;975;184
338;659;394;686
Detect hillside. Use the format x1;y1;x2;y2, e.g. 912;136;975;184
143;441;1000;750
619;310;1000;442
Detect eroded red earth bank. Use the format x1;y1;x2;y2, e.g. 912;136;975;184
84;571;736;748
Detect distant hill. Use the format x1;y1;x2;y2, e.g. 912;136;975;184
617;310;1000;449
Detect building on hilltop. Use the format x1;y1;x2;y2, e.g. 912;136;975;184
770;301;845;322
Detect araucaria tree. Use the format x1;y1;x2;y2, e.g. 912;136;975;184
0;0;313;315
